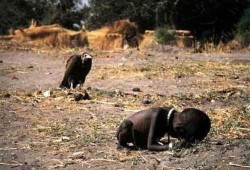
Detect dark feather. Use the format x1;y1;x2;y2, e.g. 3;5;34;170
60;53;92;89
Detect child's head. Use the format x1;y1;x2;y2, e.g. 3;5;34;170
173;108;211;142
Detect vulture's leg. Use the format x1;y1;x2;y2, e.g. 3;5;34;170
70;82;74;90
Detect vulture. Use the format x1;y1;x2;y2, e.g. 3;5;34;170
60;52;92;89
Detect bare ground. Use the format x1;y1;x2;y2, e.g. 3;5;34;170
0;41;250;170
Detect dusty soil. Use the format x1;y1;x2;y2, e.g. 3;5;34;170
0;41;250;170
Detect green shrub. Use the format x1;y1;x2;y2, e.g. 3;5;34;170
236;8;250;47
155;27;175;45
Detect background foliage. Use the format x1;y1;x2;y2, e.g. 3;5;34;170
0;0;249;44
236;8;250;47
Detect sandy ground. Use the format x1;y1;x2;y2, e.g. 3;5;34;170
0;42;250;170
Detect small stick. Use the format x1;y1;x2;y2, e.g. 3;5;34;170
92;100;116;105
228;162;250;168
140;155;148;162
237;127;250;131
0;148;19;151
150;155;161;164
80;107;97;120
0;147;28;151
88;158;118;163
0;162;23;166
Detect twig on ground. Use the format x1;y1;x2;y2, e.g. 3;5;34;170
149;155;161;164
88;158;118;163
140;155;148;162
0;162;23;166
92;100;116;105
237;127;250;131
79;107;97;120
80;158;122;168
0;147;27;151
228;162;250;168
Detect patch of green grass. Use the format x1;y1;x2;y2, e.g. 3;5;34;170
94;88;116;97
40;122;76;138
155;27;176;45
79;133;99;144
169;64;198;78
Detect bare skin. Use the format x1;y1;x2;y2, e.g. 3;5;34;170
117;107;211;151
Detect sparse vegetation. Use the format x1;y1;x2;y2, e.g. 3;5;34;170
155;27;175;45
1;0;249;49
0;40;250;169
236;8;250;47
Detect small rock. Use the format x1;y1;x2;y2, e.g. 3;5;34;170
169;142;173;149
142;99;152;105
82;91;91;100
132;87;141;92
118;63;124;67
32;99;39;105
43;90;51;97
61;136;70;142
114;103;123;107
74;93;84;101
215;141;223;145
4;93;11;98
245;105;250;114
231;76;239;79
0;60;3;63
173;152;181;158
35;90;42;95
115;89;122;95
26;93;32;97
11;153;18;159
74;91;91;101
70;152;86;160
215;73;224;77
67;92;73;95
12;76;18;80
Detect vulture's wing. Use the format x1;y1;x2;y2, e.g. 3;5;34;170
60;55;80;88
66;55;76;68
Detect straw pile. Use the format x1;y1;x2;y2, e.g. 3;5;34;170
12;21;88;48
3;19;195;50
87;19;141;50
139;30;156;49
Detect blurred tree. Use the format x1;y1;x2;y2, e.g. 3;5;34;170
41;0;83;30
86;0;171;32
171;0;249;43
236;8;250;47
0;0;34;34
0;0;249;44
0;0;84;34
86;0;249;43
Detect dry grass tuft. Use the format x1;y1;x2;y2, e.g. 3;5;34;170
139;30;156;49
87;19;140;50
12;24;88;48
0;49;249;168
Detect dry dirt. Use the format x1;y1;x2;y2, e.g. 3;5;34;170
0;41;250;170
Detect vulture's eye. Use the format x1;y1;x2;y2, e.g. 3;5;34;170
83;53;92;58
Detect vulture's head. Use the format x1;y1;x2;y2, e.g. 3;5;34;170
81;52;92;64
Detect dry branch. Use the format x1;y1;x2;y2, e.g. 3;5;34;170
228;162;250;168
0;162;23;166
